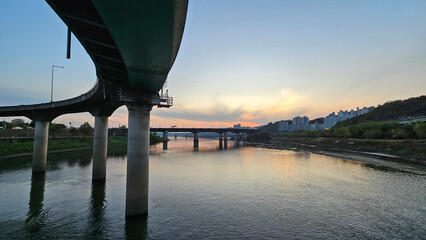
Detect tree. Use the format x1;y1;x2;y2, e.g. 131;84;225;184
49;123;67;139
363;129;383;139
247;131;271;142
336;96;426;127
119;125;127;129
5;122;13;129
69;127;79;138
11;118;26;128
414;122;426;138
79;122;94;138
335;127;351;138
11;118;24;125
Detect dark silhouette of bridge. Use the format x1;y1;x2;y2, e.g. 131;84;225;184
150;127;255;134
152;127;254;149
108;127;255;149
156;127;255;149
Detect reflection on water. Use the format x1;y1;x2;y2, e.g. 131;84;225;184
125;216;148;240
0;138;425;239
83;181;107;239
26;173;47;234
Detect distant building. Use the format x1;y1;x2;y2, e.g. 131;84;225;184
324;112;338;129
293;116;301;126
324;106;374;129
308;122;325;130
301;116;309;125
262;105;374;132
234;124;242;129
289;116;310;131
277;120;289;132
308;118;325;130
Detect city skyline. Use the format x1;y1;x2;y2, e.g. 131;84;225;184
1;1;426;128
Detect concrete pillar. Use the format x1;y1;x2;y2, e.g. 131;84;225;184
218;132;223;149
224;132;228;149
243;133;248;141
126;104;151;217
163;131;168;150
236;133;241;148
242;132;248;146
193;131;199;148
32;121;49;173
92;116;108;181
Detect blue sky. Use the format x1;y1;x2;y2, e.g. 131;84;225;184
1;0;426;127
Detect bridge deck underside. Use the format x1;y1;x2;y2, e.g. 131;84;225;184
47;0;129;88
46;0;188;94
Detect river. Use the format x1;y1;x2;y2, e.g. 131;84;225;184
0;138;425;239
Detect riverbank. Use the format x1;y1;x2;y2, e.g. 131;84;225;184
0;135;163;159
248;136;426;174
0;137;126;159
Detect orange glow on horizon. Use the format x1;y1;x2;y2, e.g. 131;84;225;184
108;112;260;128
150;116;260;128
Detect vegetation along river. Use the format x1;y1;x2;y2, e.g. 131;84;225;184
0;138;425;239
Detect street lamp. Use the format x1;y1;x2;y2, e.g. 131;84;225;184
51;65;64;102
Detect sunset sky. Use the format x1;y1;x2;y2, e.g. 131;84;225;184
1;0;426;128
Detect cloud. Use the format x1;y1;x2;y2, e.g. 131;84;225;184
258;88;311;119
152;103;258;123
150;88;310;126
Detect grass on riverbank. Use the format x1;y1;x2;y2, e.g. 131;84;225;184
1;133;164;157
0;133;164;157
0;137;128;157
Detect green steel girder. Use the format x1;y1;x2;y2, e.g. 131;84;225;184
45;0;188;94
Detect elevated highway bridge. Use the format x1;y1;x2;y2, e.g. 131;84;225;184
108;127;256;149
152;127;255;149
0;0;188;217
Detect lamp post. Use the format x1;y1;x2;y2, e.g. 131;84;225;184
51;65;64;102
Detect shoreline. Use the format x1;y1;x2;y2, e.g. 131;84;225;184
0;144;127;160
0;135;163;159
249;141;426;175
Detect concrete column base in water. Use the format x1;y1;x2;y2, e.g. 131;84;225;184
193;131;199;148
243;133;248;141
126;104;151;217
224;132;228;149
163;131;168;150
236;133;241;148
218;132;223;149
92;116;109;181
32;121;49;173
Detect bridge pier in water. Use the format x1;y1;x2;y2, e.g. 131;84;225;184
224;132;228;149
242;133;248;146
236;133;241;148
92;116;109;181
193;131;199;148
126;104;151;217
32;121;49;173
218;132;223;149
163;131;168;150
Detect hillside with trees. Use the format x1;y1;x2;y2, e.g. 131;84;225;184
335;96;426;127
